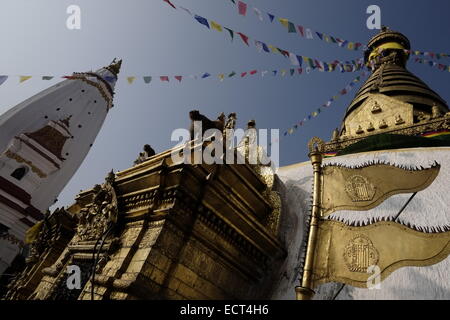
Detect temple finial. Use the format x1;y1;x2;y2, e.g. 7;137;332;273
106;58;122;76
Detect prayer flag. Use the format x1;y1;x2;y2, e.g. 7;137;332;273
0;75;8;86
19;76;32;83
210;21;222;32
288;21;296;33
175;76;183;82
238;1;247;16
253;7;263;21
163;0;176;9
194;15;210;29
143;76;152;83
160;76;169;82
224;28;234;41
127;76;136;84
237;32;249;46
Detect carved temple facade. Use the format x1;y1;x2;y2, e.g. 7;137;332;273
5;141;286;300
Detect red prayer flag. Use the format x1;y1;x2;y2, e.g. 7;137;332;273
238;1;247;16
175;76;182;82
160;76;169;82
298;68;303;74
278;49;289;57
249;70;257;75
163;0;176;9
241;72;247;77
297;25;305;37
237;32;249;46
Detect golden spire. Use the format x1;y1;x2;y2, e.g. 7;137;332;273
106;58;122;76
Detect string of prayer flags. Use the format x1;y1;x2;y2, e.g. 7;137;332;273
0;64;362;89
226;0;364;52
404;50;450;60
283;72;368;137
161;0;365;71
413;57;450;72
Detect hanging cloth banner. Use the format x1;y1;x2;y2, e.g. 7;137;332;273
225;0;365;52
161;0;365;71
283;72;368;137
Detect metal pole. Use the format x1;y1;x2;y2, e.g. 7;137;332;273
295;147;323;300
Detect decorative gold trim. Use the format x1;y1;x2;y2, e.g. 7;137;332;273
313;220;450;289
5;150;47;178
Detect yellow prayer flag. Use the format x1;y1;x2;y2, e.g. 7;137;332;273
281;69;287;76
218;74;225;81
19;76;32;83
210;21;223;32
312;112;318;117
347;42;355;50
127;76;136;84
278;18;289;28
268;45;279;54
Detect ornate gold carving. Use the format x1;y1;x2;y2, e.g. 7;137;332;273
343;235;379;272
344;175;376;202
379;119;388;129
395;114;405;125
371;101;382;114
308;137;325;153
312;220;450;289
75;171;118;242
69;75;113;110
367;123;375;132
324;116;450;154
321;162;440;216
4;150;47;178
356;126;364;134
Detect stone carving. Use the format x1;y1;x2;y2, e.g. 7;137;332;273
76;171;118;242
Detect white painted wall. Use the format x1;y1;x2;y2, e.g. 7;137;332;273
271;147;450;300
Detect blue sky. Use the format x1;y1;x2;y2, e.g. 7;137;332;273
1;0;449;208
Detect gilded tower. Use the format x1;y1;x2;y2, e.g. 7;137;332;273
325;27;450;154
